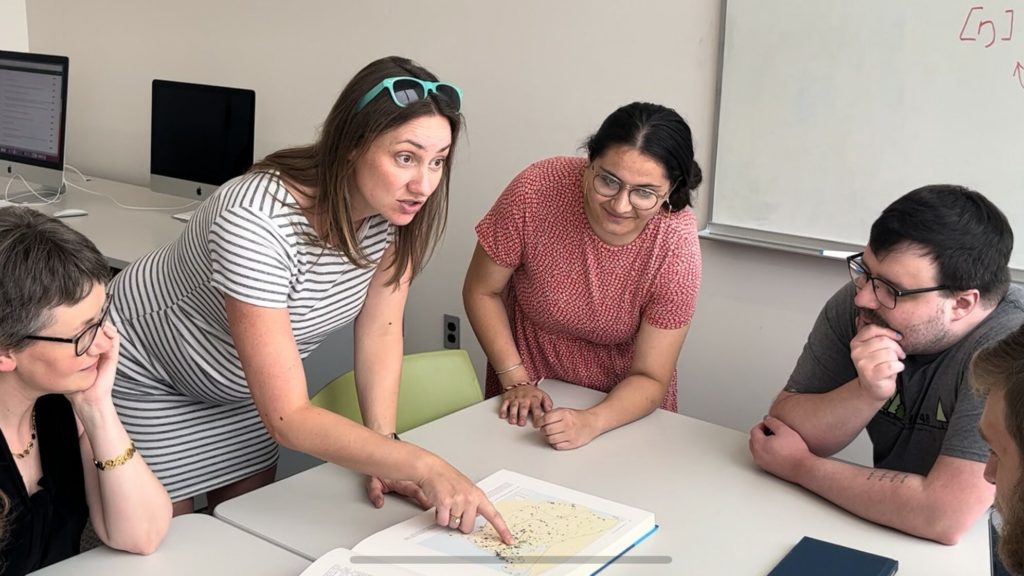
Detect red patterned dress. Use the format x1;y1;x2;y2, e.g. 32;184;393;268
476;156;702;411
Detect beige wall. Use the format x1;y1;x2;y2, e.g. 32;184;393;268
0;0;28;51
24;0;870;463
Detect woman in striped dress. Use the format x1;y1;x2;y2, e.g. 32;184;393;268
108;56;511;542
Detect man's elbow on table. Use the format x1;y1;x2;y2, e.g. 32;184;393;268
914;479;994;546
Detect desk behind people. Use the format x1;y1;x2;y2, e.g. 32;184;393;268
30;514;310;575
0;175;188;269
214;380;988;575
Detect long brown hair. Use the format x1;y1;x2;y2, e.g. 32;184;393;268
252;56;462;286
972;325;1024;575
0;489;9;566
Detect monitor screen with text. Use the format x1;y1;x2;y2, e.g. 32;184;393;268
0;50;68;170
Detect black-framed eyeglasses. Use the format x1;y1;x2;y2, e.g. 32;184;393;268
847;252;948;310
589;166;668;211
23;300;111;356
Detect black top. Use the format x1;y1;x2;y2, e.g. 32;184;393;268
0;395;88;575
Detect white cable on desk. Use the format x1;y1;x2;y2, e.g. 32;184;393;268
2;174;64;206
4;164;90;204
62;165;203;212
63;180;199;211
64;164;92;182
5;165;199;212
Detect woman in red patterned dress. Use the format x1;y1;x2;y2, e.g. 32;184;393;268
463;102;703;450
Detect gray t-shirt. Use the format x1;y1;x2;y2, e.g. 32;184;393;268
786;282;1024;475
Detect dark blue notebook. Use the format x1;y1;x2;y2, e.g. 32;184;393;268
768;536;898;576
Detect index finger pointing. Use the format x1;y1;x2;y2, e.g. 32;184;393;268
478;501;515;546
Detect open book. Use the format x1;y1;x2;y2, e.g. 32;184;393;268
300;469;657;576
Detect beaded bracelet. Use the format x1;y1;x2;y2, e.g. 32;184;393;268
494;362;523;376
501;379;539;392
94;441;137;471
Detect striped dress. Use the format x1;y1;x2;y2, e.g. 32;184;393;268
109;171;392;500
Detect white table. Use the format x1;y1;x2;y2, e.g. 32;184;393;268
1;175;187;269
215;380;990;575
31;513;310;575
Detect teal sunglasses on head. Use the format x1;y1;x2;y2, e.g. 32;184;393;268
356;76;463;112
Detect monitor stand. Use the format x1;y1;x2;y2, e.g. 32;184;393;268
150;173;217;202
2;162;66;203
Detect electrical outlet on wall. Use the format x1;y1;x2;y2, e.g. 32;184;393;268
443;314;460;349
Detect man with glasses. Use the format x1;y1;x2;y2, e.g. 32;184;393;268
749;185;1024;544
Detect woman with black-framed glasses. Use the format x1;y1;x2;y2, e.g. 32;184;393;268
0;207;170;573
464;102;704;450
23;302;112;357
106;56;512;543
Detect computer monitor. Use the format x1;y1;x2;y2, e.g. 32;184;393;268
0;50;69;198
150;80;255;201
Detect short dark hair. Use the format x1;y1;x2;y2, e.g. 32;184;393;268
972;325;1024;575
0;206;110;350
869;185;1012;305
585;102;702;213
253;56;462;287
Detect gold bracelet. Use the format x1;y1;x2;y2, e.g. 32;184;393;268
94;441;136;471
501;379;539;392
494;362;523;375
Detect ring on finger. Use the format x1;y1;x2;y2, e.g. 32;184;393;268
450;515;462;527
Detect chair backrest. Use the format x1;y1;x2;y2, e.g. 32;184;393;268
310;349;483;434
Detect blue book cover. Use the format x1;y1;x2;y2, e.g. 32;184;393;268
768;536;898;576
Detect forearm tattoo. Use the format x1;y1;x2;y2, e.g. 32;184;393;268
866;470;909;484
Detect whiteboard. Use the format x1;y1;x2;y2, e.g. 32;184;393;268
710;0;1024;270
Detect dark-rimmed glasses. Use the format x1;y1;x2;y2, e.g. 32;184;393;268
356;76;463;112
589;166;668;211
24;300;111;356
847;252;948;310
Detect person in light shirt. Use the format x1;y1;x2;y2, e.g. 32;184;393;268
107;56;512;543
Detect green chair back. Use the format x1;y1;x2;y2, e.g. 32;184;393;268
310;349;483;433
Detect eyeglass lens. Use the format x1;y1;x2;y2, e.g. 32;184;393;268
391;79;461;110
433;84;461;109
592;173;660;210
849;259;896;309
75;323;102;356
75;303;110;356
392;80;423;106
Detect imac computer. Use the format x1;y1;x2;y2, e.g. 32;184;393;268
150;80;255;201
0;50;69;199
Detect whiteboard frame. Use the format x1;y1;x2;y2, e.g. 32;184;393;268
701;0;1024;282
